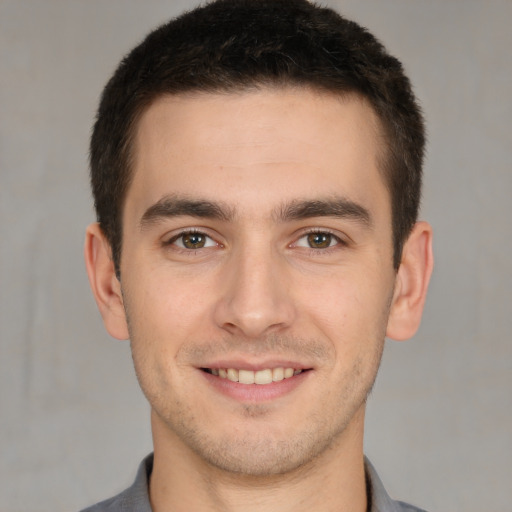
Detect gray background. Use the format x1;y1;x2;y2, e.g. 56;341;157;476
1;1;511;511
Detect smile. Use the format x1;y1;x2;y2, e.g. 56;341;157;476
202;367;304;385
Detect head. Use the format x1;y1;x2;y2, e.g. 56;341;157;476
85;0;433;479
90;0;425;276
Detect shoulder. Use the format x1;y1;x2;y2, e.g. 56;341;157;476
395;502;428;512
79;494;126;512
365;457;428;512
79;454;153;512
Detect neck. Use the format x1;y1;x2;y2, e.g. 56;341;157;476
149;408;368;512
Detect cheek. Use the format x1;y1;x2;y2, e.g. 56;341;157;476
124;279;192;402
125;268;212;336
296;267;393;346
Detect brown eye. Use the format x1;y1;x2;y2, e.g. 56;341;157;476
182;233;206;249
307;232;333;249
172;231;216;250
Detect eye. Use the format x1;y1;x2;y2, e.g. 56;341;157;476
295;231;340;249
171;231;217;250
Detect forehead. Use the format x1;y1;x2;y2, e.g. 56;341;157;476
127;88;389;222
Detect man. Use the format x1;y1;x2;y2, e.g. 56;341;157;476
83;1;433;511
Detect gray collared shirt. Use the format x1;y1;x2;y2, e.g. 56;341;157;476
80;454;427;512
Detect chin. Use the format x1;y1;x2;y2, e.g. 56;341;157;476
191;434;332;477
164;408;352;478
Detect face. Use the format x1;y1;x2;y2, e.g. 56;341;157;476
119;89;397;475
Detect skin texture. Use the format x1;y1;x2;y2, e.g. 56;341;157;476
85;88;433;512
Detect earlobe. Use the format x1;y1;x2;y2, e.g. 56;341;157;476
386;221;434;341
84;223;129;340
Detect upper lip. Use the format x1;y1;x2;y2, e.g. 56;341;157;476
198;357;313;372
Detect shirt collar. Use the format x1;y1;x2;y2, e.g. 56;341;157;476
130;453;410;512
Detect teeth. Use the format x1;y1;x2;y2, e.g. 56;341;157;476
254;369;272;385
211;367;302;385
272;367;284;381
227;368;239;382
239;369;254;384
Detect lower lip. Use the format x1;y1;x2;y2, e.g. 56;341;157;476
200;370;311;403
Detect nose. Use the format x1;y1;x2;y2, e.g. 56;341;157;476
213;243;296;339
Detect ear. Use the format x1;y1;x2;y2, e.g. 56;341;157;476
84;223;129;340
386;221;434;341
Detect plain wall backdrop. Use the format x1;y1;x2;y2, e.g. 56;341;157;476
1;1;511;511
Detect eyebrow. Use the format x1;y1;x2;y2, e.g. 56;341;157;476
140;194;372;230
274;198;372;227
140;195;235;229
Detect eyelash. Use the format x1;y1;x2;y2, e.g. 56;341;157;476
294;228;346;252
163;228;347;254
164;229;218;250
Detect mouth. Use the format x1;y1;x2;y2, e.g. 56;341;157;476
201;367;308;385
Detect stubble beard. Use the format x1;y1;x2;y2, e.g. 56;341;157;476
131;332;385;478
